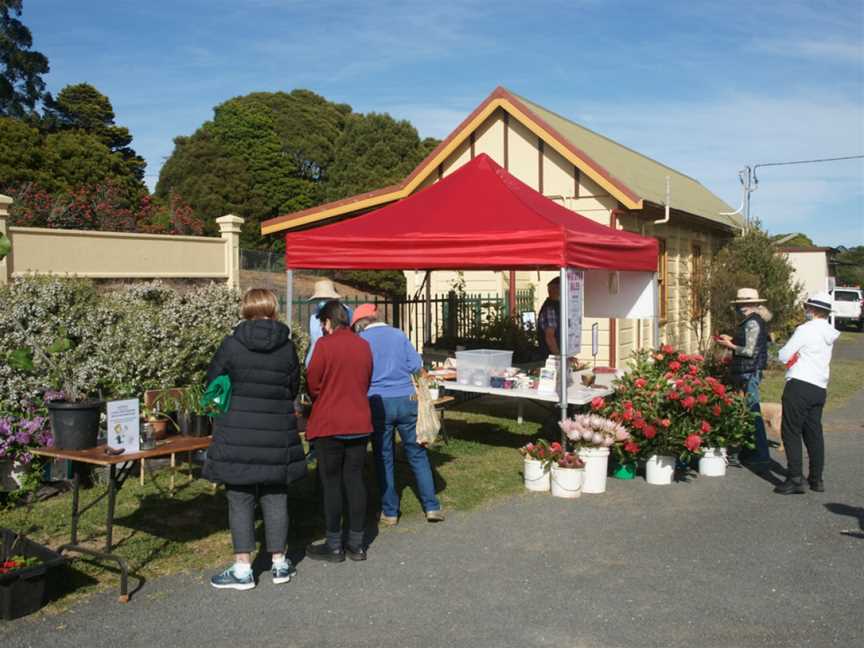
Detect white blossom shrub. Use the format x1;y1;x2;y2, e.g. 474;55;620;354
0;277;241;413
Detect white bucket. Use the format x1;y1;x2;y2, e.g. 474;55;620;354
428;388;440;401
645;454;676;485
524;458;550;492
698;447;727;477
577;446;610;494
550;465;583;498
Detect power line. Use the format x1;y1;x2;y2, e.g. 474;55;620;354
753;154;864;171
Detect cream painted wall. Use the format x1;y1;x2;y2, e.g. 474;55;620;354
1;214;243;288
782;251;829;300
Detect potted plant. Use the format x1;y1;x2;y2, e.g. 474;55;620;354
174;386;211;438
597;345;755;485
0;410;52;493
550;452;585;499
518;440;562;492
9;333;102;451
559;414;629;494
0;528;66;620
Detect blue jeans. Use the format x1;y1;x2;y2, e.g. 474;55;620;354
738;371;770;464
370;396;441;516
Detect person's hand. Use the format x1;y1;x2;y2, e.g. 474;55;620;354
714;334;735;350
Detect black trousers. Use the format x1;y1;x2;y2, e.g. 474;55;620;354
780;379;827;481
315;436;367;537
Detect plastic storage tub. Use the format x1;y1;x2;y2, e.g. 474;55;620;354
0;528;66;620
455;349;514;387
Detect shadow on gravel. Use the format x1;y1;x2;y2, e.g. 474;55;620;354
825;502;864;539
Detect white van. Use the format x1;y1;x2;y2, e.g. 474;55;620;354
830;286;863;330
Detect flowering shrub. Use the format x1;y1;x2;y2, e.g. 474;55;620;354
595;346;754;461
519;440;563;466
556;452;585;469
559;414;629;450
0;408;52;466
7;183;205;235
0;277;239;414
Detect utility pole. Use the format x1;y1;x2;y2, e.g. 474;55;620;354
723;155;863;229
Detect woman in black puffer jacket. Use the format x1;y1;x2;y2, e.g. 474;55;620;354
204;288;306;591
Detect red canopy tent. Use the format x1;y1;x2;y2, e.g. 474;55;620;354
283;153;660;425
284;154;657;271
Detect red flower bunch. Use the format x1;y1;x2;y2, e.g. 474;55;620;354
598;346;756;460
519;440;563;465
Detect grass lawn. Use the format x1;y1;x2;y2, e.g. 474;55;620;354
1;400;545;612
761;331;862;408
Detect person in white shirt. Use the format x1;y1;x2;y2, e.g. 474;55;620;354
774;292;840;495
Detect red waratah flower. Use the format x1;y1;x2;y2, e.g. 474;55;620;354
550;442;562;452
591;397;605;410
634;378;647;388
692;354;705;362
622;409;634;421
624;441;640;454
682;385;694;395
664;371;675;379
697;394;708;405
712;405;722;416
685;434;702;452
711;383;727;396
689;364;699;375
700;421;712;434
623;400;633;410
660;418;671;428
633;418;645;430
662;344;675;354
678;353;689;362
667;390;680;401
682;396;696;409
723;396;733;406
668;361;681;371
675;379;685;388
643;425;657;439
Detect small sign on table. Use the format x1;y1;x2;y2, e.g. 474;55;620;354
106;399;140;454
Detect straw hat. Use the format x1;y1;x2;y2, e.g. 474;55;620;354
730;288;766;304
803;292;833;313
307;278;342;301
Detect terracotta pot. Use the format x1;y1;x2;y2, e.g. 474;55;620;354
149;418;171;440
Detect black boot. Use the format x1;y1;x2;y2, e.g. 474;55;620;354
306;540;345;563
774;478;806;495
808;477;825;493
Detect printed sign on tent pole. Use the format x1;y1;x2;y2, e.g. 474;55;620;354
565;269;583;356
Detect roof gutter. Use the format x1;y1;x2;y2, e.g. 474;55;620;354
653;176;671;226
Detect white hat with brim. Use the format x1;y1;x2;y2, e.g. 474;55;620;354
308;278;342;301
730;287;767;304
803;292;833;313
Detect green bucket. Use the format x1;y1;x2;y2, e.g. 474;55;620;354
612;462;637;480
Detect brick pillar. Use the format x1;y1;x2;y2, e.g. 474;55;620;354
216;214;244;290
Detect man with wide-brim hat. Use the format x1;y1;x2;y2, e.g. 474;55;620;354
305;279;352;366
716;288;772;470
774;292;839;494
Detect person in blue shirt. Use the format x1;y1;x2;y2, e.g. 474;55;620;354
352;303;444;526
305;279;352;366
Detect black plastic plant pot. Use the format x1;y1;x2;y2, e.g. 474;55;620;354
46;400;103;450
0;528;67;620
191;415;211;437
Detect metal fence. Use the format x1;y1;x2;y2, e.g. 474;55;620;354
239;248;536;349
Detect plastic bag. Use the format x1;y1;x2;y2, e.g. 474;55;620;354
413;376;441;446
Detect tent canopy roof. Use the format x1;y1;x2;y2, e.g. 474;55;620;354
285;154;658;272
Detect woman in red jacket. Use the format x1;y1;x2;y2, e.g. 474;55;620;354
305;300;373;561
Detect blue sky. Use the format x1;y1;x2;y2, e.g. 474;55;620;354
24;0;864;246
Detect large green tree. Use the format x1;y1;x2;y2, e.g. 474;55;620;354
834;246;864;287
0;0;49;118
709;225;802;339
156;89;437;253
